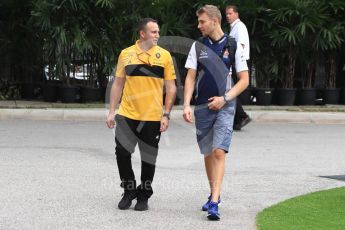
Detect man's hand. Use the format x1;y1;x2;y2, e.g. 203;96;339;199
160;116;169;132
183;105;193;123
106;112;116;128
208;96;226;110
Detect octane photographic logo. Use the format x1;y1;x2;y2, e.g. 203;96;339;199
104;36;231;168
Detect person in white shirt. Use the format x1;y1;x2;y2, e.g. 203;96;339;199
226;5;250;60
225;5;251;130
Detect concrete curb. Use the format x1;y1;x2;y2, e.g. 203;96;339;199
1;108;345;124
0;109;107;121
248;111;345;124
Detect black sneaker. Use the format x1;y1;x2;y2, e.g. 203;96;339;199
240;116;251;129
118;190;137;210
134;194;148;211
233;123;242;131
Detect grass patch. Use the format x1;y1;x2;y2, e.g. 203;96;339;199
256;187;345;230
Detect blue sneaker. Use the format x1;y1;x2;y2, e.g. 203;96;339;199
207;201;220;220
202;194;221;211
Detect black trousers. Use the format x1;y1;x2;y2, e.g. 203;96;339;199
114;114;161;198
234;98;248;125
232;62;249;125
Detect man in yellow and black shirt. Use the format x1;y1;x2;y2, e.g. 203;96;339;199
106;18;176;211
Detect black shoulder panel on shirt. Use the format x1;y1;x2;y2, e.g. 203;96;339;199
125;64;164;79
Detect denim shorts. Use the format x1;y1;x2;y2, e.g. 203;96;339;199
194;100;236;155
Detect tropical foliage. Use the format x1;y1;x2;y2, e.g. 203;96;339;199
0;0;43;93
1;0;345;99
237;0;345;89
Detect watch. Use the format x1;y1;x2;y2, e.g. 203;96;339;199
223;94;231;102
163;112;170;120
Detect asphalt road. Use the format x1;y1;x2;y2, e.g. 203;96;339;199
1;119;345;230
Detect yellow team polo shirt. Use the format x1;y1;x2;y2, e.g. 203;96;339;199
115;41;176;121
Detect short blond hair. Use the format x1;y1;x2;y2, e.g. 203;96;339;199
196;5;222;23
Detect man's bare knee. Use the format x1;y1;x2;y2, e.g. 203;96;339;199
213;149;225;160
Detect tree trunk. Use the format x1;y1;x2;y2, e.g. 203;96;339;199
285;47;295;88
305;62;315;88
328;51;337;88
